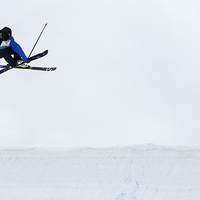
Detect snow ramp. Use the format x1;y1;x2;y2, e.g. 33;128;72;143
0;144;199;199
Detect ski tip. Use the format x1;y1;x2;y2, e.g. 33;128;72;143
44;49;48;55
45;67;56;71
50;67;56;71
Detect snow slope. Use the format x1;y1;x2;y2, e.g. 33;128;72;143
0;144;199;199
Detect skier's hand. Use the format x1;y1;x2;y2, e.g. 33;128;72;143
26;58;31;63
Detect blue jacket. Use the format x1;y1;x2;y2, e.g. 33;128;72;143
0;27;28;61
9;36;28;61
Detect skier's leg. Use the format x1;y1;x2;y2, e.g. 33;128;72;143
0;48;17;67
7;47;21;60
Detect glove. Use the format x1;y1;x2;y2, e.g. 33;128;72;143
25;58;31;63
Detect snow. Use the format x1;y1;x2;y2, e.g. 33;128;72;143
0;144;200;199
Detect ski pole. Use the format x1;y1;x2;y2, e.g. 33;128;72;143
28;22;48;58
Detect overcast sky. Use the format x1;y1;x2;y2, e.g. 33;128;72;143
0;0;200;147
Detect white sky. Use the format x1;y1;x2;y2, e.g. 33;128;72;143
1;0;200;147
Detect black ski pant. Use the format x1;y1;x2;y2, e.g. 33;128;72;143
0;47;21;67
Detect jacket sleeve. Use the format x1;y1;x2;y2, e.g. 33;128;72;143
9;36;28;61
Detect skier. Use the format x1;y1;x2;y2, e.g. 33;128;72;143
0;27;29;68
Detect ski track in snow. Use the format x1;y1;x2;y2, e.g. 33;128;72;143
0;144;199;199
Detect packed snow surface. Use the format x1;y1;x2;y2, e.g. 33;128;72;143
0;144;199;199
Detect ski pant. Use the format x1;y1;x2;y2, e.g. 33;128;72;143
0;47;21;67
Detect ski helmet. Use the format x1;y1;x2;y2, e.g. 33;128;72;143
1;29;11;41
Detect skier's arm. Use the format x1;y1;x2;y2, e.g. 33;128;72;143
9;36;28;62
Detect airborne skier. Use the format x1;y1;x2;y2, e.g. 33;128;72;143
0;27;29;67
0;24;56;75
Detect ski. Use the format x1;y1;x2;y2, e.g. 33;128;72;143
20;49;48;64
0;64;56;73
0;50;49;75
14;65;56;71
